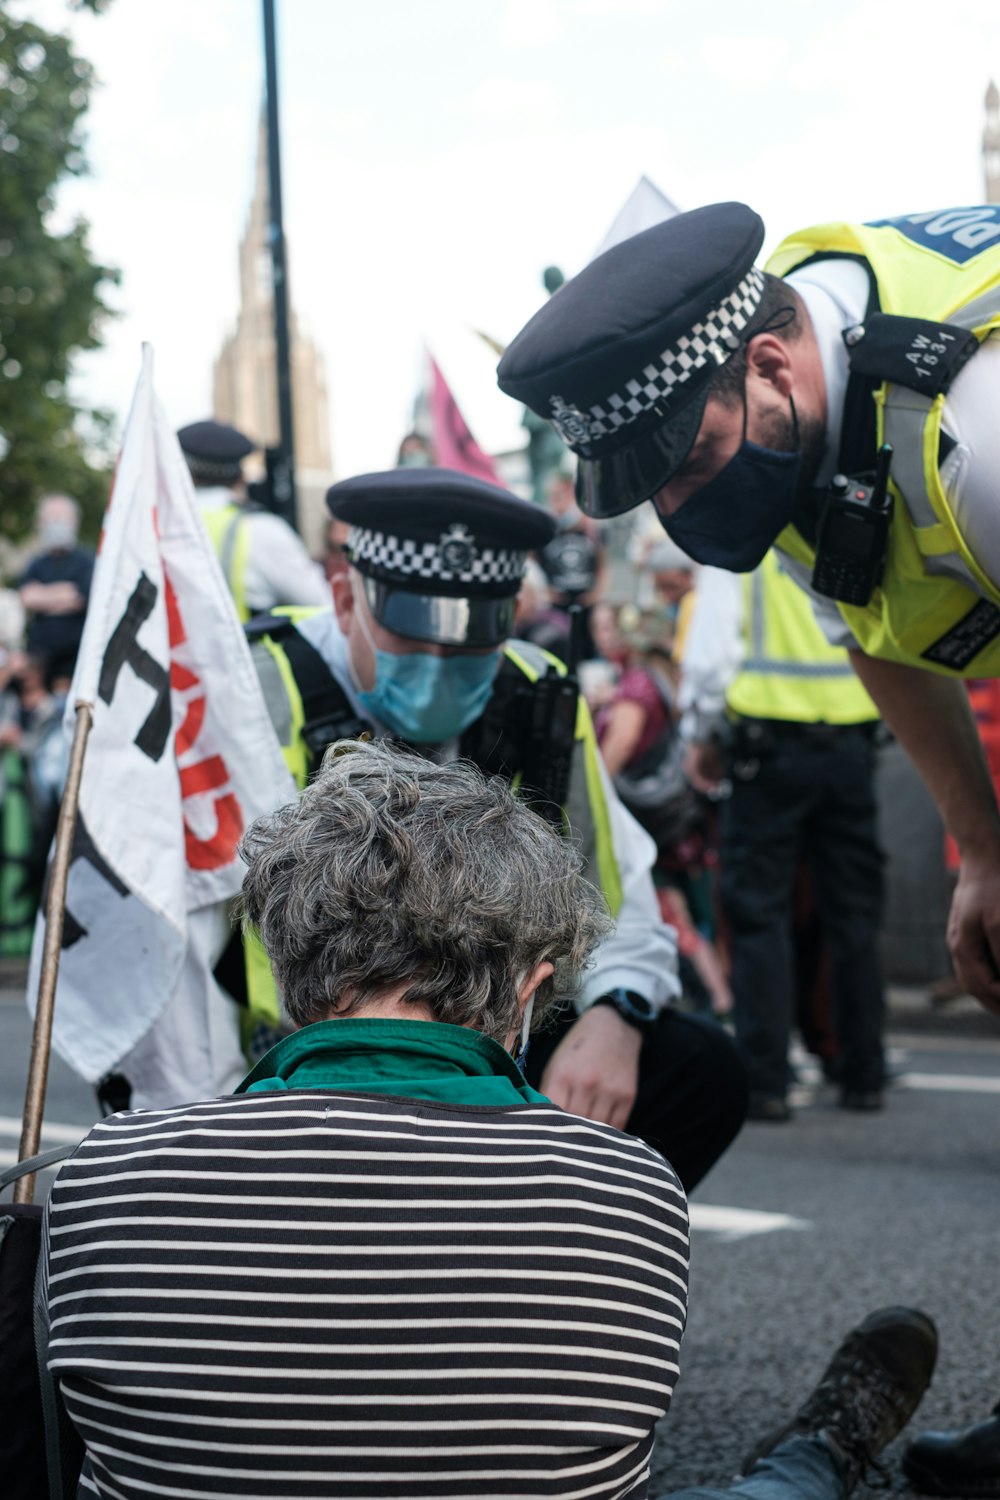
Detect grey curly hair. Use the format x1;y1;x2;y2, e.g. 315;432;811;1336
239;739;613;1040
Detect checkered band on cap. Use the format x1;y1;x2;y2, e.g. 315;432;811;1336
551;267;766;448
183;453;244;483
347;526;526;589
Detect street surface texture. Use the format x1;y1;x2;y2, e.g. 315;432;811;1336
1;966;997;1500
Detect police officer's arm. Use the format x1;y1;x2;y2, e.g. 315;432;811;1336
848;650;1000;1012
248;514;330;610
540;758;680;1129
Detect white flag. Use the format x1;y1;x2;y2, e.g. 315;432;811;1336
590;175;679;262
28;348;295;1083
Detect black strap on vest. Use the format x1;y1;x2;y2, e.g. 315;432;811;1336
460;647;577;827
246;612;368;768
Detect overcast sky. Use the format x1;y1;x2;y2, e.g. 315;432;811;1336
22;0;1000;477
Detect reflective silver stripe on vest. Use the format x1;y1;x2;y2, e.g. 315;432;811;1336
743;569;854;678
250;639;293;746
882;282;1000;579
218;509;244;593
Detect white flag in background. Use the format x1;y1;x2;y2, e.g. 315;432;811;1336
590;175;679;262
28;348;295;1083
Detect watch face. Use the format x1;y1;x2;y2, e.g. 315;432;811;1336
605;989;657;1028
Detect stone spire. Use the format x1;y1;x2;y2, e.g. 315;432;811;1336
213;107;333;547
984;81;1000;204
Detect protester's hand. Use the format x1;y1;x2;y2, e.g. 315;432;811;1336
684;741;724;793
948;850;1000;1014
540;1004;643;1130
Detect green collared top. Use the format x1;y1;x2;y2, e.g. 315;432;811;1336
235;1017;551;1108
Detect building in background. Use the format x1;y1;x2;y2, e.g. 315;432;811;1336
213;111;334;555
985;80;1000;202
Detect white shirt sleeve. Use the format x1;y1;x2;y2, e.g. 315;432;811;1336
678;567;745;737
576;753;680;1014
244;513;331;613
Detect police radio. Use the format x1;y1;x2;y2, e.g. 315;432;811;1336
811;444;893;607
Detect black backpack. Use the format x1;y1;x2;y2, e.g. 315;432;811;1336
0;1145;83;1500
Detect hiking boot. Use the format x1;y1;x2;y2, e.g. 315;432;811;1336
902;1403;1000;1496
740;1307;938;1491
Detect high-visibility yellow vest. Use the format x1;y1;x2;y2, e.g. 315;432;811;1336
726;551;879;724
202;503;251;623
767;209;1000;676
240;614;623;1025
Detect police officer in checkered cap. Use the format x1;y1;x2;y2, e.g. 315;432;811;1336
177;419;328;622
124;464;746;1199
497;204;779;558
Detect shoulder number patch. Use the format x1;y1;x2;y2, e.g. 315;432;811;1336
922;599;1000;672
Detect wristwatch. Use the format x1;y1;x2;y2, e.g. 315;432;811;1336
590;988;659;1034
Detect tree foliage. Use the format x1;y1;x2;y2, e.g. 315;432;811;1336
0;1;117;545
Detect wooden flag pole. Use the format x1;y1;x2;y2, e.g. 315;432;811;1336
14;700;94;1205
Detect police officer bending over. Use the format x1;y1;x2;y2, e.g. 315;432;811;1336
498;202;1000;1018
117;466;746;1193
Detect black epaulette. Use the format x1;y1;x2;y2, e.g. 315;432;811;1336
460;642;579;828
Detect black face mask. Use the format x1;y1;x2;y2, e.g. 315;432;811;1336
657;398;801;573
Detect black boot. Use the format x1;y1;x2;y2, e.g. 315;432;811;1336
741;1307;938;1491
903;1403;1000;1496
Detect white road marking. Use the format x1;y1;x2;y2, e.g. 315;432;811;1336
689;1205;811;1241
898;1071;1000;1094
0;1114;89;1143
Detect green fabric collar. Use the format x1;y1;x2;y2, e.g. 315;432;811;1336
235;1017;550;1108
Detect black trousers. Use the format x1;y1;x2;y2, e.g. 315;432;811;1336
524;1007;748;1194
720;724;886;1099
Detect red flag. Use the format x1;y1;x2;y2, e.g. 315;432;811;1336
428;355;502;484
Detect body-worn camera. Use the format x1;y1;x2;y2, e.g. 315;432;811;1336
811;444;893;608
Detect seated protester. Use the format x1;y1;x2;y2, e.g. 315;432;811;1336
43;741;687;1500
43;744;940;1500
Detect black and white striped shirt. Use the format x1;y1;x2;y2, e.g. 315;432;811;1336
45;1090;688;1500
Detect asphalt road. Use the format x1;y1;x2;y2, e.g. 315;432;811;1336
2;967;998;1500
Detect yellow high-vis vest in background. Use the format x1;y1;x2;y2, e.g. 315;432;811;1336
727;551;879;725
201;503;251;623
767;209;1000;677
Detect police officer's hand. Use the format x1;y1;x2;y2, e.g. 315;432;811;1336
540;1004;642;1131
684;741;724;793
948;852;1000;1013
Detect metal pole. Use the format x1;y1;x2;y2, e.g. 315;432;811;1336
262;0;298;531
14;701;94;1205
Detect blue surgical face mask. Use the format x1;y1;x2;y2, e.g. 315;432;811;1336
352;584;500;743
658;399;801;574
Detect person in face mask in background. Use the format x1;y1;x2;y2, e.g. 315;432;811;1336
112;467;747;1198
18;494;94;693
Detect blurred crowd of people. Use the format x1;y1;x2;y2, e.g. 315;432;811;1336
0;495;86;955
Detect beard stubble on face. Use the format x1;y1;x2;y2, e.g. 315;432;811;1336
755;398;827;506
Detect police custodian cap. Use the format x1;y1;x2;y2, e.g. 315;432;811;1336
497;203;766;519
177;420;256;484
326;467;556;648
